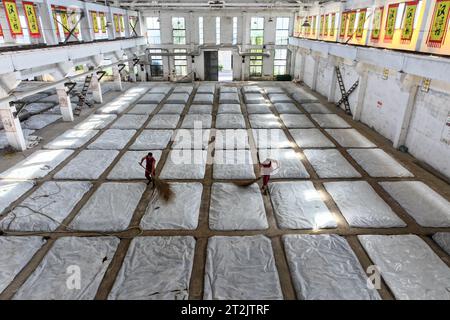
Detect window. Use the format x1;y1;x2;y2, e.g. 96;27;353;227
199;17;204;45
232;17;238;45
174;49;188;76
250;17;264;45
172;17;186;44
149;49;163;77
249;49;263;77
274;49;287;76
146;17;161;44
216;17;221;45
275;17;289;45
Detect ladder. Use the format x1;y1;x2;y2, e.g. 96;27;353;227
335;66;358;116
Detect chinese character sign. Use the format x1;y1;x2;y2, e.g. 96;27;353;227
340;12;347;38
324;14;329;36
401;2;418;41
371;7;383;40
347;11;357;36
356;9;366;38
91;11;99;33
330;13;336;37
114;14;120;33
100;12;107;33
60;8;70;35
384;4;399;41
23;2;40;38
428;0;450;47
120;15;125;33
3;0;22;36
70;12;80;35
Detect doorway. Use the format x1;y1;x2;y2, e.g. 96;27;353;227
218;50;233;81
204;51;219;81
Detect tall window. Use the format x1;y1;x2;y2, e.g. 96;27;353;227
216;17;221;45
199;17;204;45
275;17;290;45
249;49;263;77
232;17;238;45
250;17;264;45
146;17;161;44
274;49;287;76
174;49;188;76
172;17;186;44
149;49;163;77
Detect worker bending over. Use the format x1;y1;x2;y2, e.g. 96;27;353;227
259;158;280;194
140;152;156;186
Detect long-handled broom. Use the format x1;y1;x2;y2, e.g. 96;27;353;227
233;150;262;187
139;163;174;202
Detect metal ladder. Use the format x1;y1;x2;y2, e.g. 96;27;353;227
73;75;93;116
335;66;358;116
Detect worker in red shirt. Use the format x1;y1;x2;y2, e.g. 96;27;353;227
139;152;156;185
259;158;280;194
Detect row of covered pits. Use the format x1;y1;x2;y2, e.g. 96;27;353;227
0;80;449;300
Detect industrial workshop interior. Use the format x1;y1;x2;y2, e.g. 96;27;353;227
0;0;449;308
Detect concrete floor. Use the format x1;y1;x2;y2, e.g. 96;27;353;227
0;81;449;300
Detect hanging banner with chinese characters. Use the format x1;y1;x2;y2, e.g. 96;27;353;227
3;0;22;36
371;7;384;41
324;14;329;36
51;5;60;36
91;11;99;34
70;11;80;35
347;11;357;37
330;13;335;36
119;15;125;33
356;9;366;38
23;2;40;38
306;16;311;35
319;15;324;36
401;1;418;42
114;14;120;33
60;7;70;35
427;0;450;47
100;12;107;33
339;12;347;38
311;16;316;35
384;3;399;42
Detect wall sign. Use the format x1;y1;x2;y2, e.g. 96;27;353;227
339;12;348;38
114;14;120;33
100;12;107;33
401;1;418;42
330;13;336;36
427;0;450;48
356;9;367;38
119;15;125;32
347;11;357;37
371;7;384;40
23;1;40;38
2;0;23;37
60;7;70;35
91;11;99;34
384;3;399;42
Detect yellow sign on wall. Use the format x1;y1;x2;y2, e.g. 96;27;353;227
60;8;70;35
3;0;23;36
91;11;99;34
339;12;347;38
371;7;383;40
401;2;418;41
70;12;80;35
324;14;329;37
120;15;125;32
385;4;399;41
114;14;120;33
330;13;335;37
347;11;357;36
356;9;366;38
428;0;450;47
23;2;40;38
100;12;107;33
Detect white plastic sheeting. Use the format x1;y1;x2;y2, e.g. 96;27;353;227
22;114;61;130
204;235;283;300
220;87;237;93
242;85;262;93
269;182;336;229
302;103;331;114
304;149;361;178
147;115;180;129
291;89;318;103
273;103;301;114
87;129;136;150
244;93;266;104
108;237;195;300
219;92;240;104
268;94;292;103
358;235;450;300
0;237;45;293
433;233;450;255
111;115;147;129
166;93;190;104
249;114;282;129
54;150;118;180
158;104;185;114
14;237;119;300
280;114;315;129
348;149;414;177
198;85;216;94
150;86;172;94
193;94;214;104
326;129;376;148
0;149;74;180
0;180;35;214
44;129;98;150
172;129;211;149
0;129;36;149
97;99;133;114
70;182;146;231
324;181;405;228
218;104;241;114
289;128;335;148
246;104;272;114
215;114;246;129
213;149;256;179
258;149;309;178
181;114;212;129
1;181;92;232
380;181;450;227
264;87;285;94
108;151;162;180
311;114;351;128
139;93;166;104
141;183;203;230
214;129;249;149
127;104;157;115
130;130;173;150
252;129;292;149
188;105;212;114
173;86;194;95
283;234;381;300
159;150;207;179
74;114;117;130
209;183;268;230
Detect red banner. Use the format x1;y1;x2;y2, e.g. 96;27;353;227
3;0;23;37
23;1;40;38
0;23;3;37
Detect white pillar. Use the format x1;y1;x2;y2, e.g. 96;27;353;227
128;61;137;82
328;57;338;102
311;54;320;91
353;63;369;121
299;51;306;82
56;84;74;121
112;65;123;91
138;64;146;82
0;104;26;151
90;72;103;103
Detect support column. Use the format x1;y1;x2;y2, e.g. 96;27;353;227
39;0;59;45
353;62;369;121
112;65;123;91
138;64;147;82
299;51;306;83
327;56;338;102
0;104;26;151
311;54;320;91
56;84;74;121
90;72;103;103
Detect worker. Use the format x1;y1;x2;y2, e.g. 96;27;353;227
259;158;280;194
139;152;156;186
